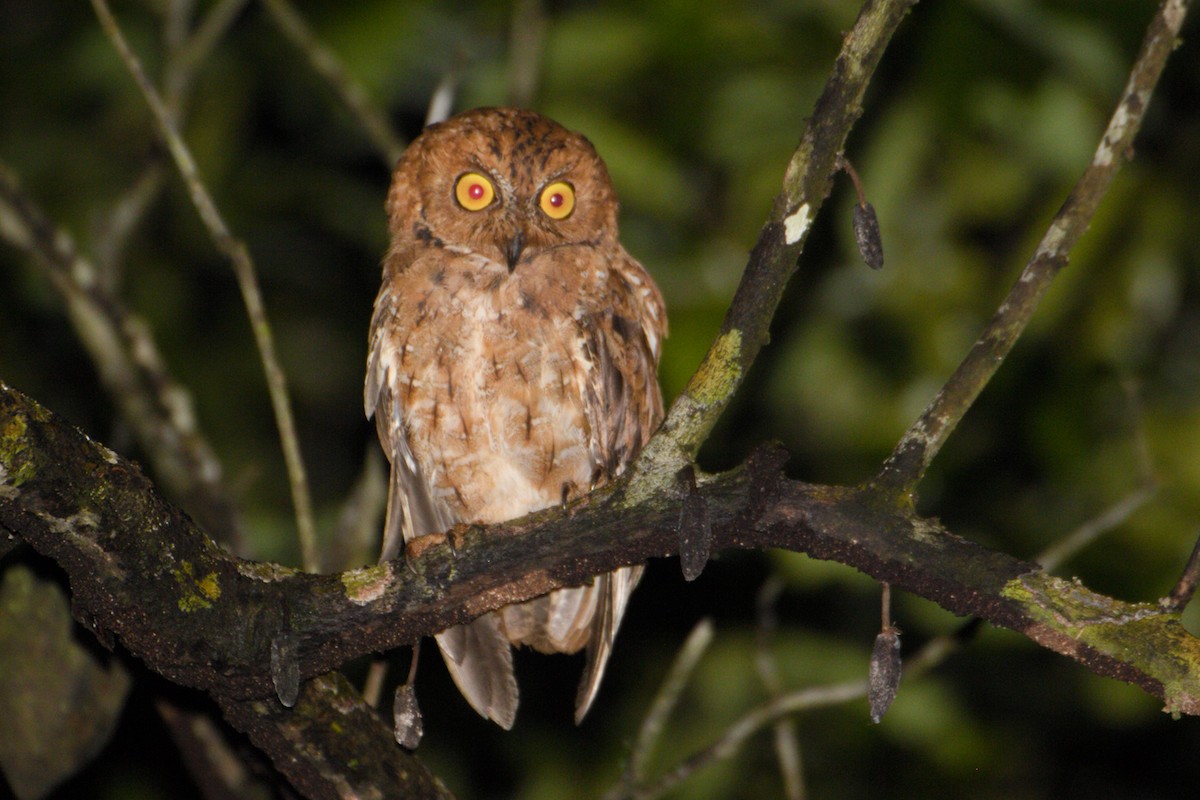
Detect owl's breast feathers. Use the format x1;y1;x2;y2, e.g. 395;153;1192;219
368;240;663;532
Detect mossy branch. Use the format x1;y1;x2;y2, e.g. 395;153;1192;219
5;382;1200;717
629;0;917;491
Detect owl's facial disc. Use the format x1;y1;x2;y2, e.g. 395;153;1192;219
436;156;598;273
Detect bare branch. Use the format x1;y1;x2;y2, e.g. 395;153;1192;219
507;0;546;108
877;0;1192;491
260;0;405;165
0;161;244;549
89;0;319;571
628;0;918;494
607;619;714;799
755;579;805;800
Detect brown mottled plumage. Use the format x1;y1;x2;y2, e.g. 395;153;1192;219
365;108;666;728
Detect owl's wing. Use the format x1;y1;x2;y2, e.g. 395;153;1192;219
572;255;667;722
365;287;453;558
366;281;519;729
432;620;519;729
574;564;644;723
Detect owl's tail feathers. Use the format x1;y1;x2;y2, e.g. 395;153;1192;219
436;614;519;729
574;564;645;724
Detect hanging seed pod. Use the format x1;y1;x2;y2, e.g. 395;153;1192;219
868;626;902;723
853;201;884;270
393;683;424;749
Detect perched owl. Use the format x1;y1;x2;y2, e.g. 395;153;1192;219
365;107;666;728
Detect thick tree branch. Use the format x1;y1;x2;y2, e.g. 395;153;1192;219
260;0;405;165
217;673;451;800
4;382;1199;717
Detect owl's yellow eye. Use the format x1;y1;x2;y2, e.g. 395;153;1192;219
539;181;575;220
455;173;495;211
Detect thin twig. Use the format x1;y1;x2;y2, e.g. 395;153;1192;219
755;578;805;800
507;0;546;108
1033;378;1158;572
95;0;249;287
424;52;466;127
166;0;251;111
605;619;714;799
90;0;320;572
835;153;869;208
634;680;868;800
0;162;245;550
625;615;983;800
156;696;269;799
362;659;388;709
260;0;405;165
1037;484;1158;573
325;447;387;573
91;159;168;285
880;581;892;629
876;0;1192;492
161;0;191;113
627;618;714;784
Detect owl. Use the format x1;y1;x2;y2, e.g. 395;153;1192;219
365;107;666;728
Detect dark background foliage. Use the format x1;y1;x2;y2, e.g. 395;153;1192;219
2;1;1199;798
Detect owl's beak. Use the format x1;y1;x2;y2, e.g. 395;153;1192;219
503;230;526;272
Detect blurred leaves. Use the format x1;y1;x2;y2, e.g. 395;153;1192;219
0;565;130;800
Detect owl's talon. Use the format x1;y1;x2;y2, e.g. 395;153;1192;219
402;532;451;571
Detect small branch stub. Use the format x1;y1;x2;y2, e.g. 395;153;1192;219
269;632;300;708
676;465;713;581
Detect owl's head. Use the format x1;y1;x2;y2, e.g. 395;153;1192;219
386;107;621;271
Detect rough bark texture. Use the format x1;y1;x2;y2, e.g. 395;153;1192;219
4;383;1199;723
